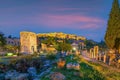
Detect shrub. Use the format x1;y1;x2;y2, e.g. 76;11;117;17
46;53;56;60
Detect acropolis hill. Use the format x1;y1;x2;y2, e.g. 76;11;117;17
20;31;86;41
20;31;86;53
37;32;86;40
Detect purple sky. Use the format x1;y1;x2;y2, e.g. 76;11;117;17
0;0;115;41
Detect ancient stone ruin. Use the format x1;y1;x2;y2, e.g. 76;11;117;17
20;31;37;54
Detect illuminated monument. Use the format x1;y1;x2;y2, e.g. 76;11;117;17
20;31;37;54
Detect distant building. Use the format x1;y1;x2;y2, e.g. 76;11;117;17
6;38;20;46
71;40;86;50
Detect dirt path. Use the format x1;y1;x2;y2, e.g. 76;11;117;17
81;53;120;73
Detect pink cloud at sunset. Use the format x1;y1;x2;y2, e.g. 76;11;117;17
0;14;105;30
50;7;103;13
36;14;105;29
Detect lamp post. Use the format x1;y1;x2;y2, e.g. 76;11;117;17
72;47;77;55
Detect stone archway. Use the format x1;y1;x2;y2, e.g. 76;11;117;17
31;46;34;53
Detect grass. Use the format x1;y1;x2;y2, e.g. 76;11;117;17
88;61;120;80
0;56;15;64
79;55;120;80
41;54;106;80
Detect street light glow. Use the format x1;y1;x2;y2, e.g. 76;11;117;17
73;47;76;51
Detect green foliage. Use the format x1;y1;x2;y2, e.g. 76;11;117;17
105;0;120;49
114;38;120;50
56;42;72;52
97;40;107;51
80;62;106;80
85;39;97;50
46;53;56;60
0;32;6;47
65;55;78;63
41;37;56;47
4;45;19;53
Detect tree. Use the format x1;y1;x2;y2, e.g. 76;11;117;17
97;40;107;51
8;35;12;38
85;39;97;50
41;37;57;49
56;42;72;52
115;8;120;52
0;32;6;47
4;45;14;52
105;0;120;50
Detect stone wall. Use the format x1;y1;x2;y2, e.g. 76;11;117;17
20;31;37;54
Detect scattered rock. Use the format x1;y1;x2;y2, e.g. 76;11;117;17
38;68;52;78
0;73;5;80
73;72;83;77
74;72;80;76
73;63;80;70
5;70;18;80
5;70;28;80
66;63;80;70
27;67;37;78
11;73;29;80
33;78;40;80
57;58;66;68
50;72;65;80
66;63;72;69
44;60;51;67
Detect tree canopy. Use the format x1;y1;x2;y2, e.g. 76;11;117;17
55;42;72;52
105;0;120;49
85;39;97;50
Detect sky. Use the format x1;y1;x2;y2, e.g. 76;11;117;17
0;0;116;42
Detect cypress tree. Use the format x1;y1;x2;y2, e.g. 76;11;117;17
115;7;120;52
105;0;120;50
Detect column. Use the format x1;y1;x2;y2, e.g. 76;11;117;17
103;55;106;63
109;56;112;65
99;54;101;61
90;49;92;58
